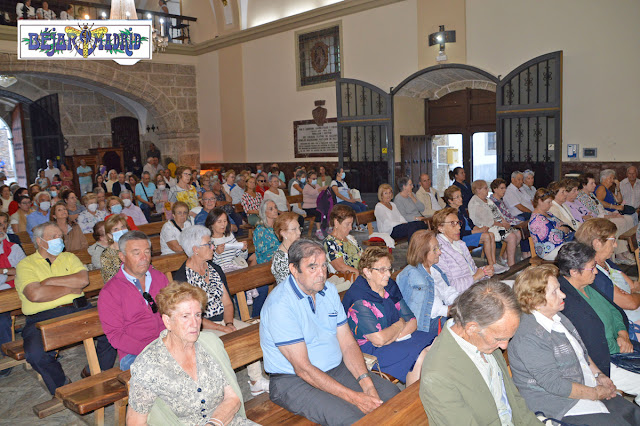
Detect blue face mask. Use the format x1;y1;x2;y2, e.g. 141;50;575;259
300;177;306;183
257;169;262;174
111;204;123;214
341;172;346;179
112;229;128;243
45;238;64;256
50;191;57;198
311;179;317;185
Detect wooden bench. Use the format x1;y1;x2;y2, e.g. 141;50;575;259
225;263;276;321
286;194;316;237
354;381;427;425
620;225;638;252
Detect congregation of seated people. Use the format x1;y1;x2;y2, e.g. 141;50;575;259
2;157;640;425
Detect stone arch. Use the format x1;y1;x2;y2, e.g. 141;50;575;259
0;53;200;165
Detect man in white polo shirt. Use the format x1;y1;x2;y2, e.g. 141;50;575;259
504;171;534;221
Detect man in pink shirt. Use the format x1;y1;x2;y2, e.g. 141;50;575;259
97;231;168;370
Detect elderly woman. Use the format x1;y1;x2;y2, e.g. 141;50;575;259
556;242;640;402
468;180;521;267
331;167;367;213
528;188;573;260
8;187;28;216
126;282;257;425
77;193;107;234
449;167;472;212
342;247;435;385
100;214;130;283
596;169;628;215
547;180;580;231
302;170;325;239
394;177;426;222
106;196;138;231
160;201;192;256
88;221;108;270
153;173;171;219
263;174;288;214
323;204;362;276
205;207;253;272
212;176;243;227
521;169;536;199
240;176;263;227
375;183;427;243
49;201;87;252
169;166;199;211
444;185;507;273
564;178;595;223
509;264;640;424
396;230;456;335
433;207;494;293
575;219;640;334
105;169;118;193
59;164;73;189
223;170;244;205
251;199;280;317
173;226;270;397
270;212;301;285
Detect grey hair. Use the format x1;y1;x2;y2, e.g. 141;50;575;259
449;280;521;329
141;171;150;177
397;176;411;191
94;187;105;195
599;169;616;182
178;225;211;257
117;230;151;253
288;239;325;272
32;222;59;248
259;199;277;225
119;189;132;198
523;169;535;178
295;169;306;180
556;241;596;277
510;171;523;180
108;169;117;176
34;191;51;204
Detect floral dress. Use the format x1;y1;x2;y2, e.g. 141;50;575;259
270;249;289;284
169;185;199;210
323;234;363;270
489;195;520;226
185;263;225;320
528;212;569;258
253;223;279;264
576;191;604;217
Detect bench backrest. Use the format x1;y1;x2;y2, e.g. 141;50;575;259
219;323;262;370
226;263;276;321
37;307;103;352
151;253;188;281
356;210;376;235
354;381;427;425
138;221;165;236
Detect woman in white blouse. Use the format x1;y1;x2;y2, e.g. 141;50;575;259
160;201;192;255
468;180;521;266
374;183;427;243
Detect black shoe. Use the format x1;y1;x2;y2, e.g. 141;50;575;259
80;367;91;379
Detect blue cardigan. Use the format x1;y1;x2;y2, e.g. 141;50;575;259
396;263;450;333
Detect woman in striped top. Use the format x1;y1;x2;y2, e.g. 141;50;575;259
241;176;263;227
206;207;256;273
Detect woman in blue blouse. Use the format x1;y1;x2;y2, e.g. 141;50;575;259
397;230;458;335
528;188;573;260
251;199;280;317
342;247;436;385
449;167;473;212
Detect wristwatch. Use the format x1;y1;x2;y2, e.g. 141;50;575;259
2;269;7;274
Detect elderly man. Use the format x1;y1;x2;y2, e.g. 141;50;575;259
98;231;169;370
15;222;116;394
143;157;158;179
26;191;51;240
161;168;176;188
76;159;93;196
503;171;534;221
135;172;156;222
620;166;640;213
192;190;236;232
112;173;132;197
420;280;540;425
415;173;445;217
260;239;400;425
44;159;59;183
120;190;148;226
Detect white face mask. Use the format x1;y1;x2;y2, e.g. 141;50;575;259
157;184;166;190
122;199;132;207
87;203;98;212
39;201;51;212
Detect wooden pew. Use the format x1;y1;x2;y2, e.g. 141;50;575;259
151;252;187;281
225;263;276;321
620;225;638;252
286;194;316;237
354;381;427;425
137;221;165;236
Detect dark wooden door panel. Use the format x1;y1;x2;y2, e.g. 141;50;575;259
111;117;140;173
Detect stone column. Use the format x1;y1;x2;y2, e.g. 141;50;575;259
157;131;201;168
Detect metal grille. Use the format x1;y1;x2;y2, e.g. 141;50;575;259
339;82;387;118
299;26;341;87
341;125;389;193
502;58;557;107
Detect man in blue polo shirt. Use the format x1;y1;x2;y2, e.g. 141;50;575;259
260;239;399;425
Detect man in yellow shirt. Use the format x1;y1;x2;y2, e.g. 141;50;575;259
15;222;116;395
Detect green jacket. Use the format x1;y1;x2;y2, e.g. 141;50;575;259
147;330;247;425
419;324;541;426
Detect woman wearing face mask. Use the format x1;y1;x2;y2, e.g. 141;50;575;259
100;214;130;283
49;185;61;204
331;168;367;213
153;173;172;220
105;196;138;231
77;193;107;234
302;171;326;239
49;201;87;252
61;189;86;223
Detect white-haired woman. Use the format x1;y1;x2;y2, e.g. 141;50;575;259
596;169;636;222
522;169;536;200
173;225;270;397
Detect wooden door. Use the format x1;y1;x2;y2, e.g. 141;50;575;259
401;136;429;190
10;105;28;187
29;94;65;170
497;51;562;187
111;117;140;173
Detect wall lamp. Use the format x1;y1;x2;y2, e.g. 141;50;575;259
428;25;456;62
146;124;158;133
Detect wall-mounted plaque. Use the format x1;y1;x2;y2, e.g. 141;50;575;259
293;118;338;158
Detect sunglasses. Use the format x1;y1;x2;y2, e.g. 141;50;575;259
142;292;158;313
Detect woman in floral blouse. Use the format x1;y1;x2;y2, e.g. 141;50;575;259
341;247;435;385
528;188;573;260
323;204;362;276
251;199;280;317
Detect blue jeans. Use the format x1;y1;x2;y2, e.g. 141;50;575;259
338;201;367;213
251;285;269;318
0;312;11;351
119;354;137;371
139;202;152;222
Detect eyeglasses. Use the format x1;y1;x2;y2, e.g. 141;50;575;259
257;179;266;182
444;221;461;226
581;266;597;273
307;262;329;272
142;292;158;313
369;267;394;274
197;242;215;248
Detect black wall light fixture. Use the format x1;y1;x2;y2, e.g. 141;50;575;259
428;25;456;62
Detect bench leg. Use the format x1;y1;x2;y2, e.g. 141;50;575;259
94;407;104;426
114;397;128;426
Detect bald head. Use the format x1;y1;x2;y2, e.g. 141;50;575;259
419;174;432;191
627;166;638;183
